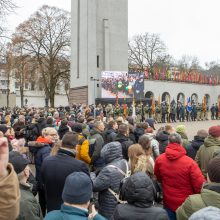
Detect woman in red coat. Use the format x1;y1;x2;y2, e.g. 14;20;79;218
154;133;205;220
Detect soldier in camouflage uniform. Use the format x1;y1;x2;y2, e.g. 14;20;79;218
161;103;167;123
197;103;202;121
155;104;161;123
144;104;150;119
170;103;177;122
136;104;142;122
114;105;121;117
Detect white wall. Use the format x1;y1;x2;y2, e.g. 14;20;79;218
16;93;68;107
144;80;220;105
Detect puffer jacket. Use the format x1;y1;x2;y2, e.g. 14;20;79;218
154;143;205;212
28;137;52;188
195;135;220;177
156;130;169;154
76;134;91;164
113;172;168;220
185;136;205;159
176;183;220;220
92;142;128;219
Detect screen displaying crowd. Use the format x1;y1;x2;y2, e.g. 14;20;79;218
101;71;144;99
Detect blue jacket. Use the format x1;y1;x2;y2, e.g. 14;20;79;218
44;204;106;220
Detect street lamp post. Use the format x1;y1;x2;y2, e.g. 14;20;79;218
90;77;99;118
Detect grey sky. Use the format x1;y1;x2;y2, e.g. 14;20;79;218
6;0;220;67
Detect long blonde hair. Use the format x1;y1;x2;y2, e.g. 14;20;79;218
50;141;62;156
128;144;146;173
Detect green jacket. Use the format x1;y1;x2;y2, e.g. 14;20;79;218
17;184;43;220
176;183;220;220
44;204;106;220
195;135;220;177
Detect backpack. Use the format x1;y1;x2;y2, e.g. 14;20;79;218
107;160;131;204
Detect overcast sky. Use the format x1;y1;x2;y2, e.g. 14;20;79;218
6;0;220;67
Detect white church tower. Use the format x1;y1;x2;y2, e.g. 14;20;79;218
70;0;128;104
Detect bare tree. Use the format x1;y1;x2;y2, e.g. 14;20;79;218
177;55;201;72
13;5;71;107
128;33;168;73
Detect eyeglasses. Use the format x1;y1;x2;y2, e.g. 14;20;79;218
48;133;57;136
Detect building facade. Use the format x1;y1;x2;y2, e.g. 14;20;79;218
70;0;128;104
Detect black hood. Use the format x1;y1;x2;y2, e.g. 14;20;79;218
156;130;169;142
191;135;205;151
123;172;154;208
106;128;116;135
101;141;123;164
115;133;129;143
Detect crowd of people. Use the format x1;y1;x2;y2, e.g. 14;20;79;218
0;105;220;220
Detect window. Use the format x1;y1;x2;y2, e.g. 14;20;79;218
15;82;20;89
25;83;29;90
97;55;99;68
31;82;35;90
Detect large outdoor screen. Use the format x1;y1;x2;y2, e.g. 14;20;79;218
101;71;144;99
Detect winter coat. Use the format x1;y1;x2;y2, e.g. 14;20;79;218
113;172;168;220
17;184;43;220
90;128;105;168
28;137;52;188
105;128;117;143
0;164;20;220
76;134;91;164
41;148;89;212
176;183;220;220
44;204;106;220
144;133;160;159
185;136;205;159
115;133;134;160
92;142;128;219
188;206;220;220
156;130;169;154
154;143;205;212
195;135;220;177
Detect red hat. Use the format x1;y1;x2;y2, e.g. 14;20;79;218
208;126;220;137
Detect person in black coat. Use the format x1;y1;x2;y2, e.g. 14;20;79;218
91;141;128;219
28;127;57;216
156;125;175;154
113;172;169;220
115;124;134;160
105;120;118;144
58;119;70;139
185;129;208;159
41;132;89;212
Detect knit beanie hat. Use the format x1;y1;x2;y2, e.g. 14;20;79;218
207;157;220;183
209;126;220;137
9;151;30;174
176;125;186;134
62;172;92;204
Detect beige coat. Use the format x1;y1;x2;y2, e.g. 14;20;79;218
0;163;20;220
